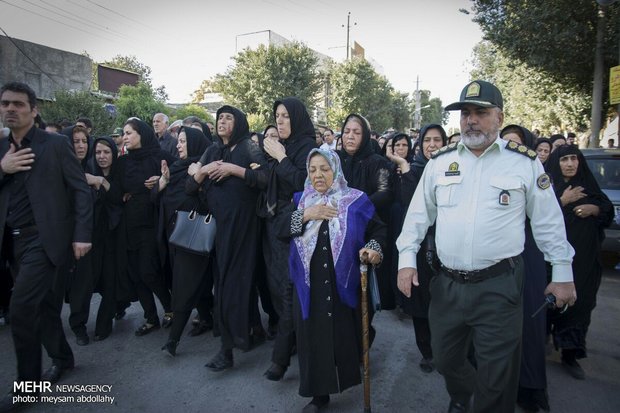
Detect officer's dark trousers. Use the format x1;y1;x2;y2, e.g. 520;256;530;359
264;221;295;367
7;230;73;381
429;257;523;413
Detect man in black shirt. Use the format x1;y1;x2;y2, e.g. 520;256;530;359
0;82;93;412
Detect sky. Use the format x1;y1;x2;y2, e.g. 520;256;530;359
0;0;484;129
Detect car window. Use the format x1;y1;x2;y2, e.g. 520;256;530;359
586;158;620;190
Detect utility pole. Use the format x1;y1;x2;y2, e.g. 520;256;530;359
343;12;356;60
590;6;606;148
414;76;421;130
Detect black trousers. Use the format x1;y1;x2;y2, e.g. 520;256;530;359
412;316;433;360
168;248;211;342
7;229;73;381
68;252;95;336
127;230;171;324
264;221;295;367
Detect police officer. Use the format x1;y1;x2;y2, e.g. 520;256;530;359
396;80;577;413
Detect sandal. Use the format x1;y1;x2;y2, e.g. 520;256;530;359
135;322;160;336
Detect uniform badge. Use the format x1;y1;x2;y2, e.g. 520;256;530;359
527;149;537;158
508;141;518;150
499;190;510;206
537;173;551;190
465;82;480;98
445;162;460;176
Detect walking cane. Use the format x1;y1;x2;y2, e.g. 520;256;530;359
360;262;371;413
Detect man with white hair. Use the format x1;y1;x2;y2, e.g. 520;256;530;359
152;112;178;157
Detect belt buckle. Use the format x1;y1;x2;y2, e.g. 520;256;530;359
456;270;470;281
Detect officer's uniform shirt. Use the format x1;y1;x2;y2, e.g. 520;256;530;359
396;137;574;283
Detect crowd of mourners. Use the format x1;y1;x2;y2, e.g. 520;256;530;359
0;80;614;413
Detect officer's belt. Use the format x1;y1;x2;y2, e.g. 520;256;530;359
440;256;517;284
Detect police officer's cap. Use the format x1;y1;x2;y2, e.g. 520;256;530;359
444;80;503;111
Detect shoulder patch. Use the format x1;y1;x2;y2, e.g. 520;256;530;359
505;141;537;160
431;142;458;159
537;173;551;190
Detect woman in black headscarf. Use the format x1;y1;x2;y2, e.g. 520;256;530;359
501;124;551;411
115;118;175;336
338;114;393;312
535;138;552;166
546;145;613;380
550;134;567;153
87;136;123;341
391;124;446;373
187;105;267;371
154;127;211;356
260;97;317;381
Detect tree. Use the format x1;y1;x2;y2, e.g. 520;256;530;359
327;58;396;132
416;90;449;127
469;0;620;99
39;90;115;136
206;43;322;122
470;41;591;134
172;104;215;124
114;83;167;125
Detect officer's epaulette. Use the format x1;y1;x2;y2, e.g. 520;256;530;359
431;142;458;159
505;140;537;160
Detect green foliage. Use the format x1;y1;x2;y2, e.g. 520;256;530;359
247;113;268;133
470;0;620;100
172;105;214;124
114;83;167;125
39;90;115;136
327;58;408;132
470;41;591;134
416;90;449;127
210;43;322;121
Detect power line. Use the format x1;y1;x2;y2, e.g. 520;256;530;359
84;0;157;32
36;0;138;42
0;25;63;87
0;0;119;43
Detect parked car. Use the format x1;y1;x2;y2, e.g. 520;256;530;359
582;148;620;253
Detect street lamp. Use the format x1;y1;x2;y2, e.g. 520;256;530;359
412;104;431;130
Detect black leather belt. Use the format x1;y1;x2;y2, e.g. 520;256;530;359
440;256;517;284
9;225;38;237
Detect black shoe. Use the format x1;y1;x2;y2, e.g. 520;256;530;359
302;395;330;413
419;357;434;373
191;316;200;326
114;310;126;320
93;332;110;342
162;313;173;329
41;363;74;384
161;340;178;357
562;357;585;380
448;400;469;413
264;363;287;381
187;321;212;337
532;389;550;412
135;322;160;337
205;350;233;372
75;332;89;346
517;387;540;412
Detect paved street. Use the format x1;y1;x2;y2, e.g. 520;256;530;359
1;269;619;413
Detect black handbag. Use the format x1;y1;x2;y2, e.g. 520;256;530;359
368;265;381;312
169;210;216;255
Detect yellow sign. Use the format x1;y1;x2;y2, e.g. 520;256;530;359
610;66;620;105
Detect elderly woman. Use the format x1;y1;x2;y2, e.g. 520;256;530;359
154;127;211;356
546;145;613;380
188;105;267;370
275;149;385;413
389;124;446;373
